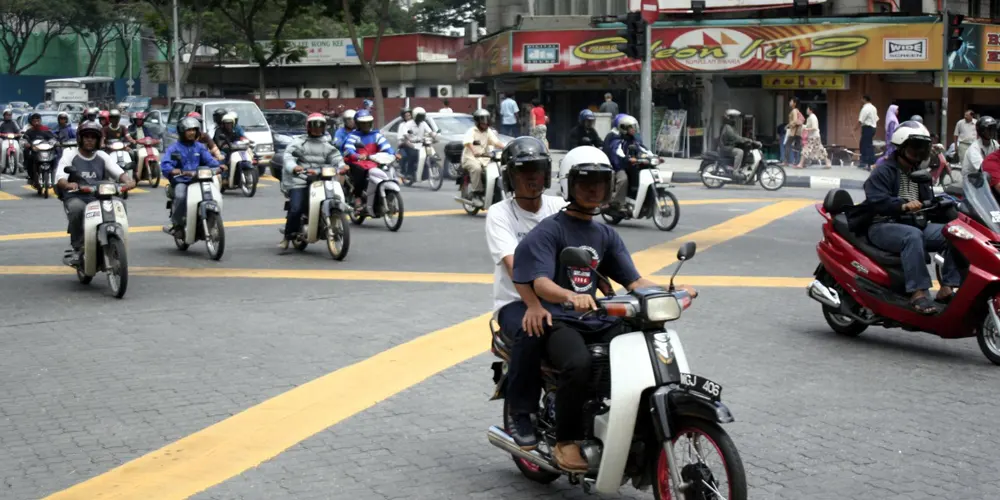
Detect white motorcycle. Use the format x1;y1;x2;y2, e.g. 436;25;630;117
60;173;130;299
455;142;505;216
165;167;225;260
105;139;133;199
597;150;679;232
345;152;404;232
1;132;20;175
220;139;258;197
402;135;444;191
31;137;59;199
281;166;351;260
488;243;747;500
699;142;785;191
135;136;162;188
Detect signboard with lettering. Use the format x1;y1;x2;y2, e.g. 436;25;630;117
456;32;511;80
256;39;359;66
762;74;848;89
948;72;1000;88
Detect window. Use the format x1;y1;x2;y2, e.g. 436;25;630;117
387;118;403;133
167;102;194;124
405;87;416;97
992;0;1000;18
354;87;389;98
970;0;982;17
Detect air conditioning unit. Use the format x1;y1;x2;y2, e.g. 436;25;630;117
437;85;453;98
299;88;319;98
318;88;338;99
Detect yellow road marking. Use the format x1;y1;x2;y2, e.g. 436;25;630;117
678;197;810;206
45;202;812;500
0;190;20;200
18;185;148;194
0;209;468;242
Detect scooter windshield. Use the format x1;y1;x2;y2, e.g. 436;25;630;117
963;171;1000;237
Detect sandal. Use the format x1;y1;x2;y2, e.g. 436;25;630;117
910;295;939;315
935;291;955;304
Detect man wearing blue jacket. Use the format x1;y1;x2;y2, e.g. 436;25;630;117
333;109;356;152
605;114;642;211
161;116;220;234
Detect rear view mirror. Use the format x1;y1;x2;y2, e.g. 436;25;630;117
676;241;697;261
908;169;932;184
560;247;593;269
473;140;482;146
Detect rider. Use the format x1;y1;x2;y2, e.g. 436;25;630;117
160;117;221;235
81;107;99;126
601;113;628;156
212;108;246;139
860;121;963;315
279;113;344;250
400;106;436;180
54;112;76;142
188;111;225;161
462;109;505;198
333;109;357;152
22;113;56;187
1;109;19;134
719;109;756;174
342;109;400;213
213;112;244;164
97;110;110;130
511;145;696;472
486;136;567;450
54;121;135;265
962;115;999;175
102;108;133;155
569;109;603;149
127;112;154;166
606;114;641;211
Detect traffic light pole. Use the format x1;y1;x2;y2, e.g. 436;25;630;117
640;21;653;146
941;8;950;143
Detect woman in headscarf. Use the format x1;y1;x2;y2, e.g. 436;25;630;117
884;104;899;157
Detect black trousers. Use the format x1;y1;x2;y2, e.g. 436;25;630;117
348;164;368;198
499;302;542;416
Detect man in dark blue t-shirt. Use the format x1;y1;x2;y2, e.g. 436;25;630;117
511;145;696;473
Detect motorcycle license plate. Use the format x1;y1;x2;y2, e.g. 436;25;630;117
678;373;722;402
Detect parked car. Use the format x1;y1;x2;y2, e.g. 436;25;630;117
7;101;31;112
141;107;168;141
380;112;514;179
163;98;275;175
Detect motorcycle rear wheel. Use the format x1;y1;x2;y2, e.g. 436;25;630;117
700;163;726;189
502;398;559;484
822;305;867;337
977;308;1000;366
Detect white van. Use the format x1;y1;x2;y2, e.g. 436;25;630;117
165;98;275;175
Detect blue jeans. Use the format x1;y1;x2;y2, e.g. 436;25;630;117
284;187;307;237
171;180;189;227
868;222;962;293
498;301;542;415
501;124;518;137
860;126;876;167
401;145;419;178
784;136;800;165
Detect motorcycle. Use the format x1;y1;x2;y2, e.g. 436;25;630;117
105;139;133;199
930;143;956;188
488;243;747;499
135;136;162;188
60;170;130;299
455;141;505;216
808;169;1000;365
600;149;680;232
344;152;404;232
1;132;20;175
220;139;258;197
31;138;58;198
281;166;351;260
165;165;225;260
402;135;444;191
699;142;786;191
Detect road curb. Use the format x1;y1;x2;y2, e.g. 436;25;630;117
663;171;866;190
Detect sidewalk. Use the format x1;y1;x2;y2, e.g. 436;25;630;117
548;151;874;190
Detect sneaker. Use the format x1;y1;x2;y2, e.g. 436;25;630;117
278;239;289;251
509;413;538;450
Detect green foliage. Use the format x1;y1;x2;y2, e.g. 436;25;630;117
413;0;484;33
0;0;74;74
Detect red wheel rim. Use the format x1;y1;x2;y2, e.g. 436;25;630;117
655;427;729;499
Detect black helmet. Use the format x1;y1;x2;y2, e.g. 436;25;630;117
500;136;551;194
977;116;998;142
77;121;103;149
212;108;227;124
399;107;411;118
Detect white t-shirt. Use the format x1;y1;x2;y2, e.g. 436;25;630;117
401;120;434;144
962;139;999;175
439;107;453;113
486;195;568;313
55;149;125;183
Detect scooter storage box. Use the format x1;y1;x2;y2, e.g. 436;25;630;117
444;141;464;163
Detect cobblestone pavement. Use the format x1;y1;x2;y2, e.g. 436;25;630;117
1;179;998;500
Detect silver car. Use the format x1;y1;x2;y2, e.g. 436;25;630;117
381;112;513;178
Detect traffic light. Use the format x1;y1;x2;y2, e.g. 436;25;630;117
948;13;965;53
616;11;647;61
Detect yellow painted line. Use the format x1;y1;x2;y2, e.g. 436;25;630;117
45;202;809;500
652;275;813;288
0;210;468;243
678;197;811;206
0;190;20;200
18;185;148;194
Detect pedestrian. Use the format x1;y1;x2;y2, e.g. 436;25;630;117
529;98;549;151
883;104;900;158
439;99;453;113
796;104;832;169
857;95;878;170
784;97;804;167
499;93;519;138
954;108;978;164
599;93;619;116
777;122;788;165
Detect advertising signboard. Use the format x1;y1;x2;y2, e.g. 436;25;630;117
256;39;359;66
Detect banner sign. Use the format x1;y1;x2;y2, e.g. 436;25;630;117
457;33;511;80
762;73;848;89
655;109;687;155
948;72;1000;88
510;23;942;75
256;39;359;66
629;0;827;12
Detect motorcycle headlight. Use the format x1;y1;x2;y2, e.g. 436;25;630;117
197;168;213;179
645;295;681;322
37;152;52;161
35;143;53;151
98;184;117;196
321;167;336;178
111;143;123;150
255;144;273;153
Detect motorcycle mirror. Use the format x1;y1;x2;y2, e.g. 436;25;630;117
909;169;933;184
676;241;697;261
473;140;481;146
559;247;593;269
968;170;986;189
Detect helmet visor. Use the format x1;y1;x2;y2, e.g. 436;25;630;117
569;166;613;206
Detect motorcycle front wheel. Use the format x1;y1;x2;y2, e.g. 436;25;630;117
382;191;404;232
42;171;50;199
652;189;679;231
428;158;444;191
650;418;747;500
240;169;257;197
104;235;128;299
326;213;350;261
758;164;786;191
205;213;225;260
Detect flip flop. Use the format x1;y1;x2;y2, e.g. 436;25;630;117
910;296;939;315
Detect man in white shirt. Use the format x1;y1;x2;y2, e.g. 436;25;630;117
486;136;566;450
400;107;436;181
962;115;998;175
438;99;453;113
499;93;519;138
955;109;978;164
857;95;879;169
463;109;505;197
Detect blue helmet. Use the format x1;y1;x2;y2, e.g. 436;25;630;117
579;109;595;124
354;109;374;123
612;113;628;129
363;99;373;108
285;100;296;110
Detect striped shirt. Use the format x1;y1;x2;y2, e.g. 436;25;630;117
898;172;920;202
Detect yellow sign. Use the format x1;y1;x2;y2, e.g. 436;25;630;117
762;74;848;90
948;72;1000;88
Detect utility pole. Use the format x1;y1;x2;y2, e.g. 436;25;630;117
640;21;652;146
941;7;950;142
172;0;182;102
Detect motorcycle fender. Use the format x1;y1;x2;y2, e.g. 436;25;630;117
416;147;427;180
97;222;125;247
378;179;401;194
633;169;655;219
593;331;657;495
648;387;735;444
184;183;205;244
83;200;102;276
111;200;129;249
307;181;325;242
200;200;220;218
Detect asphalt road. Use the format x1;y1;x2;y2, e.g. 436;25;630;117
1;174;999;500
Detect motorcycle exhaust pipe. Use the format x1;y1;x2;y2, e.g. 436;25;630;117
933;254;944;267
807;280;841;309
454;196;482;207
486;426;562;475
701;173;733;182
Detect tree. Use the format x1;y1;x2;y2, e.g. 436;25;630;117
0;0;72;74
413;0;484;34
340;0;391;126
70;0;124;76
143;0;223;93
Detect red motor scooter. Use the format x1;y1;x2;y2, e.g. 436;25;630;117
930;144;956;187
808;169;1000;365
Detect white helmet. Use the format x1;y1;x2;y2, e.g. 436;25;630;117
558;145;613;203
412;106;426;118
890;121;931;147
342;109;356;121
221;112;238;123
618;115;638;130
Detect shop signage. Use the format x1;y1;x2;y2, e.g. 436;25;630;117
948;72;1000;88
985;26;1000;72
507;23;942;75
256;39;359;66
629;0;827;11
762;74;848;89
457;32;511;80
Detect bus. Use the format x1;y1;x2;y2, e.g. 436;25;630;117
43;77;116;108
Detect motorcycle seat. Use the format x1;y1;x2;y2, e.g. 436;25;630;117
832;214;903;267
701;151;719;161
